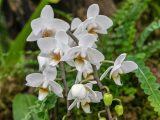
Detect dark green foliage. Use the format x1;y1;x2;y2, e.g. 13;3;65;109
137;20;160;50
140;41;160;59
0;11;10;52
111;0;150;54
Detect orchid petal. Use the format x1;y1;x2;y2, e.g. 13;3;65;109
77;101;80;108
50;59;60;67
43;66;57;81
81;103;91;113
121;61;138;73
27;31;40;41
100;66;113;80
40;5;54;19
75;71;82;84
114;53;127;66
67;89;73;100
49;81;63;97
31;18;42;35
87;4;99;18
85;85;97;97
112;74;122;85
66;60;75;67
78;34;97;48
89;91;102;103
55;31;68;45
61;46;81;61
95;15;113;30
52;18;70;31
71;18;82;31
38;88;49;101
37;54;50;71
75;59;85;72
87;48;104;65
37;38;56;54
68;98;78;110
26;73;44;87
85;83;93;89
109;64;121;79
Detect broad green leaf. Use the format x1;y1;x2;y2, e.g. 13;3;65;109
23;93;57;120
49;0;60;4
13;94;37;120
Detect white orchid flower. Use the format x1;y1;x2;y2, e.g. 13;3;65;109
62;34;104;72
75;61;97;84
72;4;113;37
37;31;70;69
100;53;138;85
68;83;102;113
26;66;63;100
27;5;69;42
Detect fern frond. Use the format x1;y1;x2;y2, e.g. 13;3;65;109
137;20;160;49
141;40;160;59
113;0;150;25
128;54;160;115
110;0;151;54
135;64;160;115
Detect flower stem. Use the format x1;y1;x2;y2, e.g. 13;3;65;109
66;30;79;44
66;30;113;120
59;62;72;120
92;65;113;120
101;60;114;64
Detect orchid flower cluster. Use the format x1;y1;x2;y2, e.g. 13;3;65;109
26;4;138;117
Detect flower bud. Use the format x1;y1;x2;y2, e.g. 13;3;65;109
115;105;123;116
103;93;113;106
71;84;87;99
99;117;106;120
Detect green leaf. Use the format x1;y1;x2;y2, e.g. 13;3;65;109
49;0;60;4
13;94;37;120
39;92;58;110
128;55;160;115
137;20;160;49
23;93;57;120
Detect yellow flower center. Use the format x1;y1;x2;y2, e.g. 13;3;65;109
75;55;86;65
42;29;55;38
39;87;49;93
50;52;61;62
85;73;94;80
87;27;97;34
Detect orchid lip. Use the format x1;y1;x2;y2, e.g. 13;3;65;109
41;29;55;38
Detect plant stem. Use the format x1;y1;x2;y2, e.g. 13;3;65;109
101;60;114;64
66;30;79;44
92;65;113;120
59;62;72;120
66;30;113;120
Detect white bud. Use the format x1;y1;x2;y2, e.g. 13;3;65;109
71;84;87;99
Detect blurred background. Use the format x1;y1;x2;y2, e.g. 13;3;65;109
0;0;160;120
